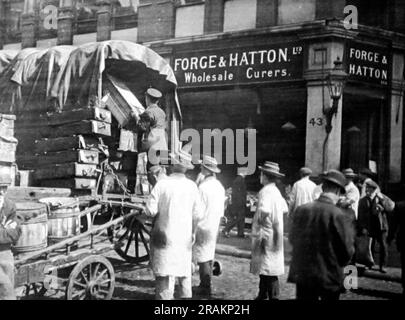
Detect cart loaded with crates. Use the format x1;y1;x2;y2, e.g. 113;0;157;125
0;40;182;300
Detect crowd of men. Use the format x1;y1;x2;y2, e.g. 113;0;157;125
1;87;404;300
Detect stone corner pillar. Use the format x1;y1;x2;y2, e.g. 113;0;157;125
388;52;405;183
21;12;37;48
304;41;346;175
96;0;112;42
57;4;74;45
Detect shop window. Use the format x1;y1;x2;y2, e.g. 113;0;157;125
223;0;257;32
278;0;315;25
175;2;205;38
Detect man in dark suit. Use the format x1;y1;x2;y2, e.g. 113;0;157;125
288;170;355;300
222;167;248;238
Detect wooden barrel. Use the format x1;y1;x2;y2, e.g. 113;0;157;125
13;202;48;253
39;197;81;242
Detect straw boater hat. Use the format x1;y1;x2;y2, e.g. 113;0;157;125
342;168;357;179
146;88;162;99
258;161;285;178
169;149;194;170
321;169;347;194
200;155;221;173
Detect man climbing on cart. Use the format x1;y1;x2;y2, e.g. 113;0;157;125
138;88;168;171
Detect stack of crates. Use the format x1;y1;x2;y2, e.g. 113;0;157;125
0;114;17;186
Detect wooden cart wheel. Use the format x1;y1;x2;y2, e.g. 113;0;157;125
113;215;151;263
66;255;115;300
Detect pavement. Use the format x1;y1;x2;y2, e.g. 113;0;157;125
215;227;403;283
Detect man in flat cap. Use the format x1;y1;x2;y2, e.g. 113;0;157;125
358;180;395;273
288;167;316;215
140;88;168;169
288;170;355;300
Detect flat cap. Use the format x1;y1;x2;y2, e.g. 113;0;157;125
146;88;162;99
299;167;312;176
365;179;379;189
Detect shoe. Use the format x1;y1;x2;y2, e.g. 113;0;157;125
195;286;211;298
379;267;387;274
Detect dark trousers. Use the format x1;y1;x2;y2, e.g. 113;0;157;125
256;275;280;300
401;249;405;293
198;261;213;293
371;231;388;268
296;283;340;301
223;208;245;236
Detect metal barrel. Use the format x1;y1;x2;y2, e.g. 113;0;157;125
13;202;48;253
39;197;81;243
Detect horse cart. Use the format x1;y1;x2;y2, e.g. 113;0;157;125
0;40;182;300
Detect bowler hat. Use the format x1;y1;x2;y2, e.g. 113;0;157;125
258;161;285;178
342;168;357;178
200;155;221;173
322;169;347;194
360;168;376;178
146;88;162;99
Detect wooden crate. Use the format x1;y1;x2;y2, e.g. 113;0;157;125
0;163;15;185
17;150;99;169
6;186;71;201
33;163;99;180
0;114;16;137
15;120;111;139
0;136;17;163
35;135;100;154
40;178;97;190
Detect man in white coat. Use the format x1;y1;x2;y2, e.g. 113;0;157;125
341;168;360;219
145;150;204;300
250;161;288;300
193;155;225;297
289;167;316;214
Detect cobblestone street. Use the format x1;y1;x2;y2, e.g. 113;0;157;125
25;249;403;300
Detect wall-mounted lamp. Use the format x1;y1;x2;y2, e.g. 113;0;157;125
324;57;348;133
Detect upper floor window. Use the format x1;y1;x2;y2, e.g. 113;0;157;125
223;0;257;32
175;1;205;38
278;0;316;25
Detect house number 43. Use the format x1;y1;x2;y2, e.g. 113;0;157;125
309;118;324;126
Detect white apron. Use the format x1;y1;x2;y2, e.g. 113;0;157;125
145;173;204;277
250;183;288;276
193;176;225;263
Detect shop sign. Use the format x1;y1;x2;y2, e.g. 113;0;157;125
346;41;390;86
173;42;304;88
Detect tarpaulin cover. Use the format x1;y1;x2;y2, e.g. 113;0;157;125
0;50;19;75
0;40;181;121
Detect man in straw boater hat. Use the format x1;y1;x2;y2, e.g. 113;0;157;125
192;155;225;297
288;167;317;215
250;162;288;300
288;170;355;300
145;149;204;300
0;176;21;300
